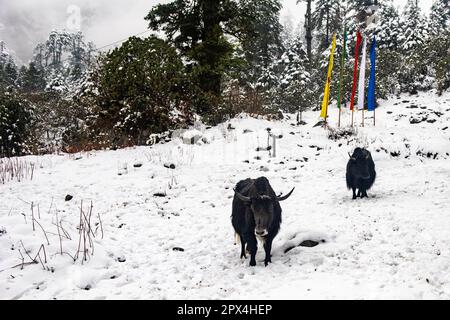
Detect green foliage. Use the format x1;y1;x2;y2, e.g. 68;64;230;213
146;0;238;117
0;89;32;157
82;36;190;146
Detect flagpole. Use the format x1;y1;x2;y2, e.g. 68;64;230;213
337;28;347;128
350;31;362;128
374;108;376;126
320;33;337;128
362;108;365;127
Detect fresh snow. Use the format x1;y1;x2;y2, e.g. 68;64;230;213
1;90;450;300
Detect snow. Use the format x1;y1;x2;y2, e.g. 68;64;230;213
1;90;450;299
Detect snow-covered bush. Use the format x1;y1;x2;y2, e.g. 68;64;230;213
0;89;32;157
78;36;191;147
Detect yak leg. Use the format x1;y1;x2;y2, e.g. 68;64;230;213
246;238;258;267
240;238;247;259
357;189;362;198
263;238;273;266
362;189;368;198
352;187;357;200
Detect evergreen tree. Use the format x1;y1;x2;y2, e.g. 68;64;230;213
0;89;32;157
372;1;401;50
399;0;430;52
277;35;313;112
145;0;238;116
1;58;18;88
430;0;450;36
311;0;342;50
19;62;46;92
237;0;284;87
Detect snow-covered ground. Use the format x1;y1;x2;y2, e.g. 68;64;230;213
1;90;450;300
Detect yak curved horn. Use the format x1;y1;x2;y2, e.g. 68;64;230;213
348;152;356;161
234;188;252;203
276;187;295;201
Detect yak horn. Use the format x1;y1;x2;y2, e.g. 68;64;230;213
277;187;295;201
234;188;252;203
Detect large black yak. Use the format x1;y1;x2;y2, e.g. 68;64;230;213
232;177;294;266
346;148;376;199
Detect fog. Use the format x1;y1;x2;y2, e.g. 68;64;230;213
0;0;432;64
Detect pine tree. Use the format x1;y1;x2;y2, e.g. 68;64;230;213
277;35;313;112
19;62;46;92
146;0;238;117
399;0;430;52
238;0;284;87
371;1;401;50
311;0;342;50
430;0;450;36
3;58;18;87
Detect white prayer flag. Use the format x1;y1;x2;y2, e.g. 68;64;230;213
357;37;367;110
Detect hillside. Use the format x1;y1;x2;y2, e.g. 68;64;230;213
1;90;450;299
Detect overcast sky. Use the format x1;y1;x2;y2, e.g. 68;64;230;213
0;0;432;64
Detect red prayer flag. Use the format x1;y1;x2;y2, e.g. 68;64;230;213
350;31;362;111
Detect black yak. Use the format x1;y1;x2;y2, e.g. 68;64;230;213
346;148;376;199
232;177;294;266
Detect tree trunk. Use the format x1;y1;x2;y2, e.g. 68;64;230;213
196;0;223;115
304;0;313;64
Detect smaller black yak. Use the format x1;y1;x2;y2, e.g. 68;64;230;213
232;177;294;267
346;148;376;199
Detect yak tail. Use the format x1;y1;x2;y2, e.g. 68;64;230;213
234;232;241;246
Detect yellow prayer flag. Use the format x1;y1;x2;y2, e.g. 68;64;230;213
320;34;337;120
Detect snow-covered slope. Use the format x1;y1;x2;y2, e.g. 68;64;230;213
1;91;450;300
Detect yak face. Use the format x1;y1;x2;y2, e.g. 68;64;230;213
349;148;371;180
250;197;275;237
234;181;295;237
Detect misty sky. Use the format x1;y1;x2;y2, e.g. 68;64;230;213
0;0;432;64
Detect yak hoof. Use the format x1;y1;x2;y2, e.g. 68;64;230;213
249;260;256;267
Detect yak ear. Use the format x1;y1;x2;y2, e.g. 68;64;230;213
277;187;295;202
234;188;252;204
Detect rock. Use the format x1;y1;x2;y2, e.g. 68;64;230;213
427;119;437;124
133;163;143;168
164;163;176;169
260;166;269;172
173;247;185;252
243;129;253;134
65;195;73;201
153;192;166;197
442;127;448;131
299;240;322;247
117;256;126;263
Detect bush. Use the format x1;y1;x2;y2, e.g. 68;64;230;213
0;89;32;157
81;36;191;147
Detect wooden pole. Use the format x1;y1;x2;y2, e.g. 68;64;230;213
351;109;354;127
338;107;342;128
374;108;376;126
362;108;365;127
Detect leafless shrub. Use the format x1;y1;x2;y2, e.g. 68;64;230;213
0;158;36;184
